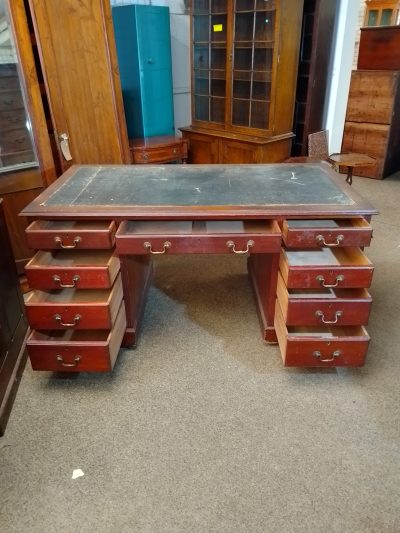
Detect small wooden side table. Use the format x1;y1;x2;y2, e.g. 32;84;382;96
129;136;188;164
328;153;376;185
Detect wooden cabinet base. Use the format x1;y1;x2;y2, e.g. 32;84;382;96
180;127;293;164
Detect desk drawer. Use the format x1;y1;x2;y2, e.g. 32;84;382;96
24;274;123;330
26;220;116;250
279;247;374;289
116;220;282;255
26;301;126;372
277;272;372;326
274;303;370;367
25;250;120;290
132;143;187;164
282;218;372;248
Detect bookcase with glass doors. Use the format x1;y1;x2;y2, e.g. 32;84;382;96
180;0;304;163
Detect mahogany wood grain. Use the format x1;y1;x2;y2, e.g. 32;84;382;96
281;218;373;248
276;273;372;326
25;250;120;290
274;302;370;367
24;274;123;330
279;247;374;289
358;26;400;71
27;301;126;372
26;220;117;250
130;136;188;164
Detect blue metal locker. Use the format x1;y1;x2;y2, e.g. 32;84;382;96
112;5;175;138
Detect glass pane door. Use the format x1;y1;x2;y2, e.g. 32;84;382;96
232;0;275;130
193;0;227;124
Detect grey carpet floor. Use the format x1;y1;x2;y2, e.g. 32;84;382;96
1;174;400;533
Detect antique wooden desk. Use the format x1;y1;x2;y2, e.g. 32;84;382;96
21;163;377;370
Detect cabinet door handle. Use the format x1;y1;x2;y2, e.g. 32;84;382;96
56;355;81;367
54;314;81;327
54;236;81;249
226;240;254;254
52;274;80;288
313;350;341;363
143;241;171;254
315;234;344;247
59;132;72;161
316;274;344;288
315;310;343;324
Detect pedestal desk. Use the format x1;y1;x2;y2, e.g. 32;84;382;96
21;163;378;370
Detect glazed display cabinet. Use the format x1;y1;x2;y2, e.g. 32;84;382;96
181;0;304;163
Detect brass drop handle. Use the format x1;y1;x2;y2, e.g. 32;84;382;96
313;350;342;363
226;239;254;254
315;310;343;324
316;274;344;288
54;313;81;327
52;274;80;288
315;234;344;247
56;355;81;367
54;236;81;249
143;241;171;254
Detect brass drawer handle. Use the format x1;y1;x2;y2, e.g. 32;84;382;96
226;239;254;254
54;313;81;327
316;274;344;288
315;310;343;324
56;355;81;367
52;274;80;288
313;350;341;363
143;241;171;254
54;236;81;249
315;234;344;247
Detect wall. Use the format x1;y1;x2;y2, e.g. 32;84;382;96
110;0;191;135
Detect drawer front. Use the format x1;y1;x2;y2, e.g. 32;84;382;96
26;220;116;250
0;128;31;152
25;274;123;330
25;250;120;290
0;90;24;111
279;248;374;289
275;303;370;367
0;76;19;92
27;301;126;372
282;218;372;248
277;273;372;326
116;220;282;254
132;143;187;164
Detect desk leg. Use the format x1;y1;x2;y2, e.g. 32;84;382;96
247;253;279;343
120;254;153;347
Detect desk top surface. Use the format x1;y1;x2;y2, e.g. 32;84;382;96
22;163;377;219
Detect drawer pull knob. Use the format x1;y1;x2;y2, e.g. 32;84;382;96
315;234;344;247
54;236;81;249
52;274;80;288
313;350;341;363
315;310;343;324
54;313;81;327
143;241;171;254
316;274;344;288
226;239;254;254
56;355;81;367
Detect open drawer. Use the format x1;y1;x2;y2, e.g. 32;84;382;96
277;272;372;326
115;220;282;255
25;249;120;290
26;302;126;372
274;302;370;367
25;220;116;250
281;218;372;248
279;247;374;289
24;274;123;330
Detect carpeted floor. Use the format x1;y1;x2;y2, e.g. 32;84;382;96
1;174;399;533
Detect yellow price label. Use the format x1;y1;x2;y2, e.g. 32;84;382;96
213;24;223;32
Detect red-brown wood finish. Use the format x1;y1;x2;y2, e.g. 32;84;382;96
25;220;116;250
129;136;188;164
358;26;400;71
281;218;373;248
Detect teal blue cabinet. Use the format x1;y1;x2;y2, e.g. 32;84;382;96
112;5;175;138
